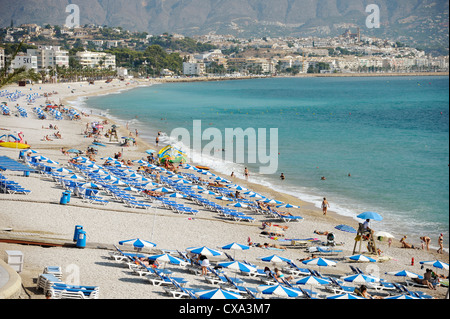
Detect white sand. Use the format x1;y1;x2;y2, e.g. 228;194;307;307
0;80;447;300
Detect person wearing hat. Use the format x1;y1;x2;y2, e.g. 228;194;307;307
437;233;444;254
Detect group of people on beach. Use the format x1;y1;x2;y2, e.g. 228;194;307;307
400;233;445;254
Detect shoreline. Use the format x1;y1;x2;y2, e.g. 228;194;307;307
151;71;449;83
0;78;448;300
54;76;449;251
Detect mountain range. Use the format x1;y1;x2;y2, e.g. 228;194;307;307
1;0;448;53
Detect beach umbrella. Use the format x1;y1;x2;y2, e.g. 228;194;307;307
229;184;247;191
374;231;395;240
227;202;248;208
276;203;300;209
258;254;292;264
327;293;364;299
101;157;116;161
302;257;337;267
295;275;330;286
91;169;108;175
199;190;217;195
385;270;423;279
195;288;242;299
119;238;156;251
152;187;174;193
419;260;449;271
148;254;186;266
124;186;140;192
385;294;419;300
257;284;302;298
357;211;383;221
81;182;102;189
263;199;283;205
167;192;187;198
217;261;257;273
346;254;377;263
219;242;250;251
335;224;357;233
111;179;127;186
187;246;223;257
55;167;72;174
133;159;148;164
32;155;49;161
69;174;85;180
103;175;118;181
341;274;381;284
45;159;59;165
190;185;206;190
215;196;232;201
24;149;38;154
248;194;263;199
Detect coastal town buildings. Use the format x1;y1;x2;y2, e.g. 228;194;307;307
75;51;116;69
26;45;69;71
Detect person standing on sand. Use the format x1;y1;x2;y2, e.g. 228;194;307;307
437;233;444;254
244;167;249;180
155;135;159;147
321;197;329;215
420;236;431;251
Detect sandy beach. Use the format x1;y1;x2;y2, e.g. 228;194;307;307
0;78;448;301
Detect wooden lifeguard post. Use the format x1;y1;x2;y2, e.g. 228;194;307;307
352;223;378;255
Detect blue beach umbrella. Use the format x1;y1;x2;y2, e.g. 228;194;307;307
215;196;232;201
327;293;364;299
119;238;157;251
263;199;283;205
335;224;357;233
346;254;377;263
257;284;302;298
258;254;292;264
419;260;449;271
385;270;423;279
81;182;102;189
294;275;330;286
227;202;248;208
195;288;242;299
385;294;419;299
341;274;381;284
148;254;186;265
302;257;337;267
55;167;72;174
187;246;223;257
217;261;257;273
167;192;187;198
69;174;85;180
276;203;300;209
219;242;250;251
152;187;174;193
357;211;383;221
145;149;156;154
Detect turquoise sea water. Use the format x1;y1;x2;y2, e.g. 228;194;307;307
79;76;449;248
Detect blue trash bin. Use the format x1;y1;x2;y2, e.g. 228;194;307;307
76;230;86;248
60;192;68;205
73;225;83;242
23;171;30;177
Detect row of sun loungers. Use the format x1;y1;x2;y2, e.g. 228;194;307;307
0;174;32;195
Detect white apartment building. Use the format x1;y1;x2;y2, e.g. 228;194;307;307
183;62;205;75
27;46;69;71
10;53;38;72
75;51;116;69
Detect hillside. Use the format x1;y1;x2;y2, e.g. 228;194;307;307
1;0;448;52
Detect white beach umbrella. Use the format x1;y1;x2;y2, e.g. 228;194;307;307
385;270;423;279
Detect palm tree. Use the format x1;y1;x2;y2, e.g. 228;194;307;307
0;40;40;89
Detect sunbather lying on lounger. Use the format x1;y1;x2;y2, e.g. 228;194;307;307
261;222;289;231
